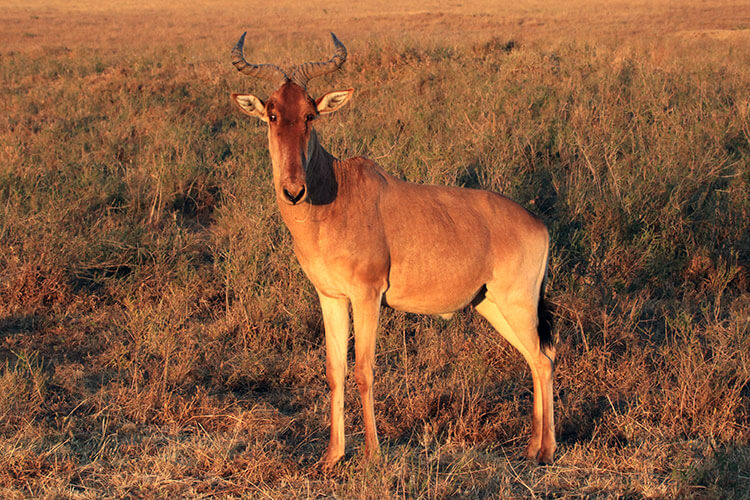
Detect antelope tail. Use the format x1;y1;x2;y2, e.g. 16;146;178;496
538;276;555;362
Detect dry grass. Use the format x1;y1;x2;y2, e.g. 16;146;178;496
1;0;749;497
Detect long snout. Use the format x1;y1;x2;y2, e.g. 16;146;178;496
279;142;312;205
281;178;307;205
272;125;316;206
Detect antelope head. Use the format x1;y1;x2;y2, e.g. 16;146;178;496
230;32;354;205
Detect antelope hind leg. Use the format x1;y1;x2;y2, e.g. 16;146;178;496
474;296;556;463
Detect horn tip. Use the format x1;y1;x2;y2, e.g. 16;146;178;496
232;32;248;56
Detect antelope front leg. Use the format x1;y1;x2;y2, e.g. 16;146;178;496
351;290;383;461
317;293;350;468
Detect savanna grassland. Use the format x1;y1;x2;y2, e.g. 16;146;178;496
1;0;749;497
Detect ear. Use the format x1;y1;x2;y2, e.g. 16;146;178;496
231;93;267;121
316;89;354;114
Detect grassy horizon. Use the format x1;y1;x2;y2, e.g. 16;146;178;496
1;1;749;497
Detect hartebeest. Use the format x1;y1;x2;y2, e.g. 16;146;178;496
229;32;556;467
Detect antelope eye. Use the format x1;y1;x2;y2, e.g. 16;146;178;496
269;114;277;122
305;114;315;122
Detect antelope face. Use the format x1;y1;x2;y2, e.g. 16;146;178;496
250;81;317;205
269;83;316;205
229;32;353;206
232;83;353;206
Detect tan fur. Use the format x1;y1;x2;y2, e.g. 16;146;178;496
231;81;556;467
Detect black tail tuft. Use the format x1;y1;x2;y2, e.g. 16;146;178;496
537;287;554;352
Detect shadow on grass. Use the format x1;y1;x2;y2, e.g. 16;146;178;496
0;314;46;337
0;315;52;366
679;444;750;497
557;395;631;448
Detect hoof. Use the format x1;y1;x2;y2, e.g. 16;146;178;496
317;449;345;471
523;443;555;465
524;443;541;461
537;447;555;465
361;448;381;466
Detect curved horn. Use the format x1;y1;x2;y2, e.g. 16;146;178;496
231;32;290;83
290;32;347;88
